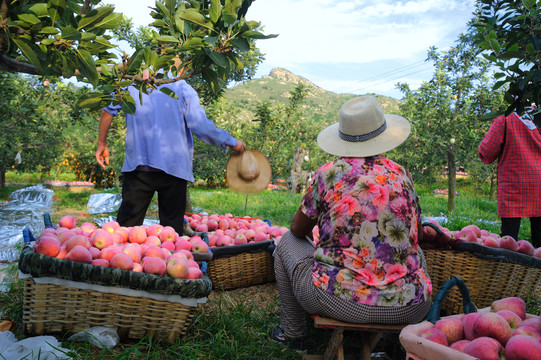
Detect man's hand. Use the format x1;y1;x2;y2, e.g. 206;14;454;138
96;142;110;169
230;139;246;154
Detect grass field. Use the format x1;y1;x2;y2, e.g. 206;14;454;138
0;173;539;359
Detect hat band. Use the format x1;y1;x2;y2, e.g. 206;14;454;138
339;120;387;142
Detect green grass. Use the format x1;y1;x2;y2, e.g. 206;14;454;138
0;175;539;359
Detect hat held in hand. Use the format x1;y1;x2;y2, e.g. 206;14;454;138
226;150;271;194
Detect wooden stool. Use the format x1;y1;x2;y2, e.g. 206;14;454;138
303;316;408;360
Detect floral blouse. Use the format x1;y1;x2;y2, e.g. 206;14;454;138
301;156;432;306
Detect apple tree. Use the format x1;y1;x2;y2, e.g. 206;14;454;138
473;0;540;125
395;33;505;213
0;0;276;112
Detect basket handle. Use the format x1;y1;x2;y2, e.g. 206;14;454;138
425;276;477;323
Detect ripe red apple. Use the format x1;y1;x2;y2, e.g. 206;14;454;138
99;246;121;262
472;312;512;345
58;215;77;229
462;224;482;238
511;325;541;342
496;310;523;330
461;312;481;340
449;339;470;352
207;219;219;231
434;317;464;345
143;245;165;259
166;255;189;278
79;222;97;235
92;229;114;249
101;221;120;233
128;226;147;244
146;223;164;237
499;235;518;251
491;297;526;320
91;259;109;267
114;227;130;243
420;327;448;346
34;236;61;257
143;257;166;276
159;226;177;242
520;317;541;332
64;235;91;251
218;218;229;230
89;246;100;259
56;245;68;259
109;253;134;270
192;240;209;253
482;236;500;248
456;228;479;243
122;244;142;263
65;245;92;264
515;240;535;256
161;240;175;251
195;223;208;233
144;235;161;247
186;267;203;279
504;334;541;360
534;247;541;258
463;337;504;360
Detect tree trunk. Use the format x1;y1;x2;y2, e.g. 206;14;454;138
287;147;308;193
185;187;193;214
0;167;5;189
114;172;120;189
489;171;497;201
447;147;456;213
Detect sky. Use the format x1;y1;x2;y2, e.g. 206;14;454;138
103;0;477;100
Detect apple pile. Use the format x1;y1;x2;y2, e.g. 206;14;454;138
32;215;208;280
424;220;541;259
185;213;289;247
420;297;541;360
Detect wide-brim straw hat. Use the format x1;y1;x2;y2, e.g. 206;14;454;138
317;96;411;157
226;150;272;194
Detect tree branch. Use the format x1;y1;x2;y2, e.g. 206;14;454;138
80;0;92;16
0;54;41;75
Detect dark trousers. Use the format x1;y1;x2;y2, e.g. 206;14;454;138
501;217;541;248
116;170;187;235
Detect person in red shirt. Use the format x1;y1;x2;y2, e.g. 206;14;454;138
478;111;541;248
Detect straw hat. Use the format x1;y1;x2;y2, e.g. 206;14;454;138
226;150;272;194
317;96;411;157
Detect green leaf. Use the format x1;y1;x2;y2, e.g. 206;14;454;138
155;1;171;19
93;36;115;49
77;93;105;109
18;14;41;25
121;98;136;115
77;5;115;30
241;30;278;40
12;37;42;70
100;64;111;77
39;27;59;35
48;7;60;25
126;49;145;73
178;9;212;29
179;37;204;50
222;13;237;25
159;87;179;99
526;43;535;55
81;32;97;41
41;38;55;45
155;35;181;43
28;3;49;17
210;0;222;23
87;13;123;30
76;49;99;87
207;50;228;68
230;38;250;52
61;26;82;41
61;55;75;78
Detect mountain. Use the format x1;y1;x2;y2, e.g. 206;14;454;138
224;68;402;125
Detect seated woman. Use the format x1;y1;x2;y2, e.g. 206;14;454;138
270;96;432;350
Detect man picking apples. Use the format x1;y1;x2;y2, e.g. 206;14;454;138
96;57;246;235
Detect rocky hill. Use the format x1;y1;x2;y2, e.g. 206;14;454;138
224;68;401;126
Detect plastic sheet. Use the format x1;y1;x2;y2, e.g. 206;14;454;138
0;331;72;360
67;326;119;349
86;193;122;214
0;186;53;264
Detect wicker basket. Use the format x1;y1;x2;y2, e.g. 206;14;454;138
421;223;541;316
19;245;212;342
207;240;275;291
22;277;197;342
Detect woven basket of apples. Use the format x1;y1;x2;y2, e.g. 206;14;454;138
400;278;540;360
19;215;213;342
185;212;288;290
420;221;541;316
